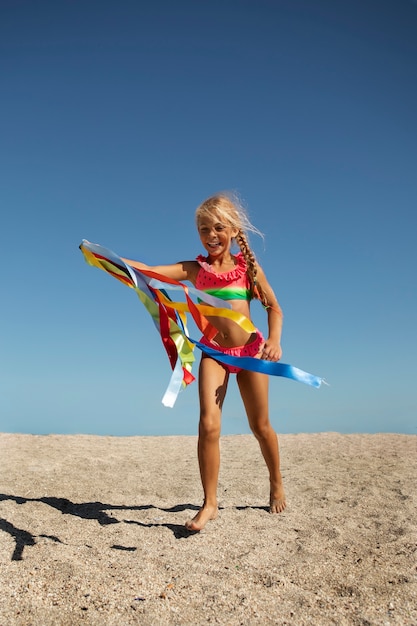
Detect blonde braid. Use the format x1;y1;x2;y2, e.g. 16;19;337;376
236;229;269;307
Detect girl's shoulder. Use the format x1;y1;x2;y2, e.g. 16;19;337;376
179;259;201;284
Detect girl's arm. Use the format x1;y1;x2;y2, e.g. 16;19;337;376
256;265;283;361
121;257;199;284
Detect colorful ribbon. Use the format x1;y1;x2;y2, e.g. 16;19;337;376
80;240;324;406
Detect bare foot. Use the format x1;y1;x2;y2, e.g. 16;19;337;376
270;484;287;514
185;504;218;532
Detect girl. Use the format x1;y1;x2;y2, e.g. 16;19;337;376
123;193;285;531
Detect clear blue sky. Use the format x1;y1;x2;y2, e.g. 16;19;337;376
1;0;416;436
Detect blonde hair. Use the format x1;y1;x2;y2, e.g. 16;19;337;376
195;192;269;307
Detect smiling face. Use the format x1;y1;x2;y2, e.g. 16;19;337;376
197;213;238;258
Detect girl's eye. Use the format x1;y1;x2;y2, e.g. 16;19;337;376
215;225;225;231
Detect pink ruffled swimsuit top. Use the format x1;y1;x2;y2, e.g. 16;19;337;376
195;252;252;301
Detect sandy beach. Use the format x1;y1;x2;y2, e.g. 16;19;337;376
0;432;416;625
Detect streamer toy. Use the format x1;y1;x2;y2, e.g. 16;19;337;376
80;240;324;407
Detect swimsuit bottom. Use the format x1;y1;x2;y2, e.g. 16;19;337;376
199;330;265;374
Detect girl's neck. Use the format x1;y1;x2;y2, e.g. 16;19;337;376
205;251;236;270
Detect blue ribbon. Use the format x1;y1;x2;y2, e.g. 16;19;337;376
192;340;323;387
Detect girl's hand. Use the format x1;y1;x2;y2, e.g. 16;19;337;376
260;339;282;362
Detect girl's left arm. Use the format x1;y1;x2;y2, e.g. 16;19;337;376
256;265;283;361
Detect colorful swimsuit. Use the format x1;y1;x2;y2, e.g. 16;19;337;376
195;253;264;374
195;252;252;301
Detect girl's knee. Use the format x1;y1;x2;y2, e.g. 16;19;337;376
250;419;273;441
199;414;221;440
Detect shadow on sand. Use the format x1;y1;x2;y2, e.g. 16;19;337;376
0;493;203;560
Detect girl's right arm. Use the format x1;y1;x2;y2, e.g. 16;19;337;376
121;257;199;284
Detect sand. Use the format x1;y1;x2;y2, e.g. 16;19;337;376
0;432;416;625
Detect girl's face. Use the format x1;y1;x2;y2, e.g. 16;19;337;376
197;213;238;258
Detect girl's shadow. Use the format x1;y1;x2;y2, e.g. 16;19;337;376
0;493;200;560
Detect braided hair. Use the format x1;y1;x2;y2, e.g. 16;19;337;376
195;192;269;308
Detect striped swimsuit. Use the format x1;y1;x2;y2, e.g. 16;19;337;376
195;253;264;373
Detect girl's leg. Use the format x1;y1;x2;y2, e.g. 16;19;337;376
185;356;229;531
237;370;286;513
